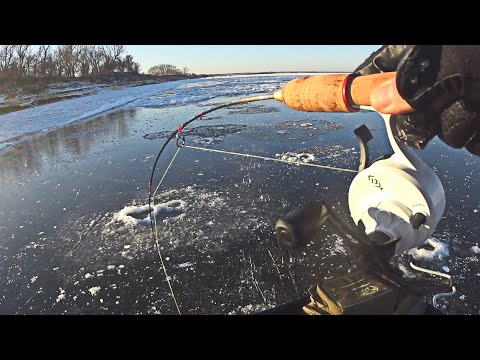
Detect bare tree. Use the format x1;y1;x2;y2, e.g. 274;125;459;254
148;65;163;75
57;45;80;77
25;52;36;76
0;45;16;71
1;44;141;79
148;64;182;76
123;54;133;72
78;46;91;77
36;45;51;77
109;45;124;62
102;45;124;73
122;54;140;73
14;45;31;75
166;64;181;75
88;46;103;74
45;50;57;77
182;66;189;75
132;61;140;74
116;58;126;73
53;46;65;77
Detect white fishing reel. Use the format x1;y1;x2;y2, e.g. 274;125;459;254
348;110;446;255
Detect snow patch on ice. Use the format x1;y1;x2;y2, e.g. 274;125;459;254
88;286;101;296
56;288;66;303
275;152;315;164
176;262;193;268
471;245;480;254
397;263;417;278
408;238;449;261
113;199;187;226
300;122;313;128
331;235;347;256
192;137;222;145
81;185;249;258
228;303;275;315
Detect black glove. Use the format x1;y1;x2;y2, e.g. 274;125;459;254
355;45;480;156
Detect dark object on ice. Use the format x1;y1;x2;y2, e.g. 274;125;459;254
271;200;443;315
258;271;442;315
275;201;331;249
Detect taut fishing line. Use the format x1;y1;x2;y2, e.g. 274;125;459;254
148;94;356;314
148;94;275;314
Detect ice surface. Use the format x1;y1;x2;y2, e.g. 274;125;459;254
0;73;308;150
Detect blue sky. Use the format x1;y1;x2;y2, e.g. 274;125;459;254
124;45;380;74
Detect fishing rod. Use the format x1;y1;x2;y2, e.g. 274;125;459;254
148;71;453;315
148;72;396;206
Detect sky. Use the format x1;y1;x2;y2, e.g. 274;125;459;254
124;45;380;75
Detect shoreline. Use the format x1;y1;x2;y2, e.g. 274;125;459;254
0;71;336;116
0;73;204;116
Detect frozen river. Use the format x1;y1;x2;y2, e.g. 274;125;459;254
1;74;479;314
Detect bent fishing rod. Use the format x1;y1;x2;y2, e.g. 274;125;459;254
149;71;398;207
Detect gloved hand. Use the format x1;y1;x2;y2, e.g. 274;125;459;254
355;45;480;155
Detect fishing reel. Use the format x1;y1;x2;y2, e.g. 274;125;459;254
273;111;447;315
276;112;446;257
349;111;446;255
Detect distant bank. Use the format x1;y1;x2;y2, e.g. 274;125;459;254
0;71;338;116
0;72;201;116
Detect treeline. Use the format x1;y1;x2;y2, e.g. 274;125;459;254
0;45;140;78
148;64;190;76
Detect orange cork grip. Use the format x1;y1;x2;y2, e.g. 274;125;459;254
274;72;397;112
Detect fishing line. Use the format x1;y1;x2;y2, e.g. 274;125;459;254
148;94;275;314
183;145;357;173
151;146;182;314
153;147;181;197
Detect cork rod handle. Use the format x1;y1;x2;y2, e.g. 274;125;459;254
274;72;397;112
